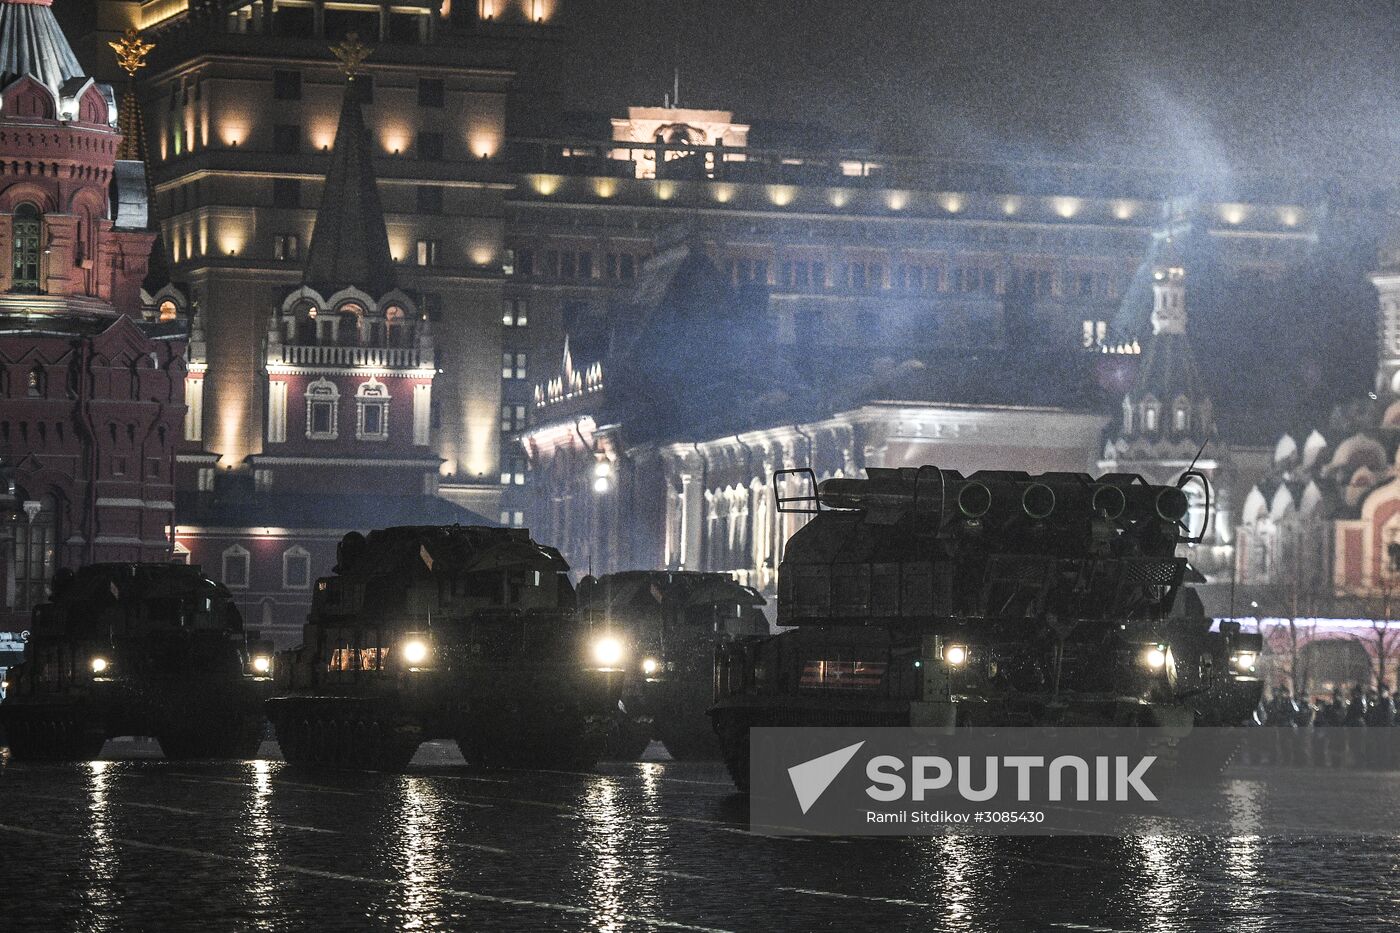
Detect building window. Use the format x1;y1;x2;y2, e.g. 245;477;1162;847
355;378;390;441
5;497;55;611
501;352;526;380
1174;407;1188;432
501;404;526;431
502;299;528;326
305;377;340;439
515;249;533;277
1082;320;1107;349
25;365;45;398
282;546;312;590
272;179;301;207
254;469;273;491
184;377;204;440
418;77;445;107
416;239;439;267
158;299;179;322
12;203;41;293
417;131;444;160
499;510;525;528
273;124;300;154
172;542;191;565
222;545;251;589
274;234;300;261
1144;405;1159;432
197;467;215;491
273;69;302;100
416;186;443;214
501;456;526;485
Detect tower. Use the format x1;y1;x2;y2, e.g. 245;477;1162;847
1099;218;1233;582
0;0;184;624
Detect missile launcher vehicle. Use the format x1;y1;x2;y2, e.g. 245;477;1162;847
266;525;624;771
579;571;767;759
710;466;1263;790
0;563;274;760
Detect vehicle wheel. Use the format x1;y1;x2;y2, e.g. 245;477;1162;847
601;716;652;761
656;721;721;761
712;713;750;793
6;713;105;762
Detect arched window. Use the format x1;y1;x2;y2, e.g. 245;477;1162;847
337;303;364;346
385;306;406;346
12;203;41;293
26;365;45;398
158;299;178;322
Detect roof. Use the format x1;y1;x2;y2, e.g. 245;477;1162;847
302;80;396;296
176;490;489;531
0;0;85;98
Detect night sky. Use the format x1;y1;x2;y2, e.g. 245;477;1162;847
61;0;1399;435
535;0;1400;180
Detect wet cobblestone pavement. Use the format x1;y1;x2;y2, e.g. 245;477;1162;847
3;739;1400;931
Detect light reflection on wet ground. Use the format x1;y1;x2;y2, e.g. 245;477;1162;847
2;739;1399;931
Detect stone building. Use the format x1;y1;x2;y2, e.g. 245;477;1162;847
0;0;184;628
173;61;479;642
1098;215;1236;591
1233;224;1400;692
521;236;1107;606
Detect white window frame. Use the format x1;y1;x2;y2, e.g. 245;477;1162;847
412;383;431;446
222;544;250;589
305;377;340;439
355;378;391;441
282;545;312;590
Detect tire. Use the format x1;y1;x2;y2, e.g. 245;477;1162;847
601;716;652;761
4;711;105;762
712;712;750;793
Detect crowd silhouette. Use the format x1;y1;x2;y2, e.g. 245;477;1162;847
1248;682;1400;767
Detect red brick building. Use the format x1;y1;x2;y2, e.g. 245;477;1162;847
172;69;477;643
0;0;184;630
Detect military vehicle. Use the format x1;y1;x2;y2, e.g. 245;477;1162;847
1;563;274;760
711;466;1263;790
579;571;768;759
266;525;623;771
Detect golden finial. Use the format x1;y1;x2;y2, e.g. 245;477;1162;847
109;29;155;79
330;32;372;78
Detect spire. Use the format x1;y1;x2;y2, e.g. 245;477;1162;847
110;28;154;162
302;33;395;296
1149;234;1188;336
0;0;86;97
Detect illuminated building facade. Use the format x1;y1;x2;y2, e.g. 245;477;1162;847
521;237;1108;603
172;62;479;642
88;0;563;524
1230;225;1400;692
0;0;184;628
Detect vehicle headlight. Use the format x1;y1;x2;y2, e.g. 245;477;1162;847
251;655;272;674
641;657;659;676
592;636;624;668
1231;651;1257;673
402;639;430;666
943;644;968;666
1145;646;1168;670
90;657;109;674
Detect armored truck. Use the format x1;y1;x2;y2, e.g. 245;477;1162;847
580;571;768;759
1;563;273;760
711;466;1263;790
266;525;623;771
